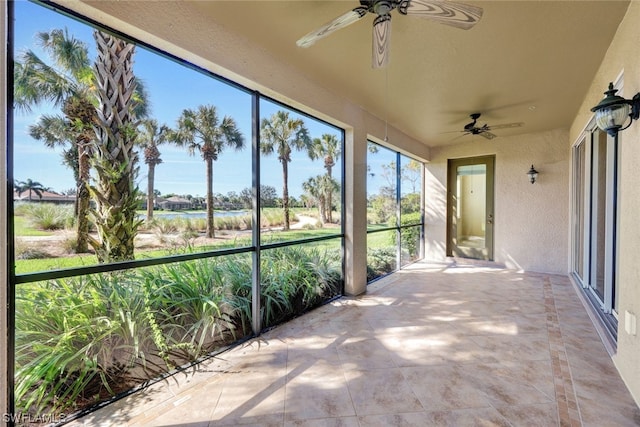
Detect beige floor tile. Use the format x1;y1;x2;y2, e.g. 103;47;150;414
401;364;492;411
343;368;423;416
336;337;397;370
283;417;360;427
69;263;640;427
209;371;286;425
495;403;559;427
284;360;355;420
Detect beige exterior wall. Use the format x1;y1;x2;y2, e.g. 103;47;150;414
570;1;640;406
425;128;570;274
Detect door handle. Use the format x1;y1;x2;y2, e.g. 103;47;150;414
487;214;493;224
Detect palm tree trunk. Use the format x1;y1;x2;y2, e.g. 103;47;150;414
147;164;155;222
326;169;333;223
282;160;290;231
75;142;90;253
206;157;215;238
91;31;139;263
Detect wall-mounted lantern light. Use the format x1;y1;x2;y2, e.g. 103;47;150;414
527;165;538;184
590;82;640;137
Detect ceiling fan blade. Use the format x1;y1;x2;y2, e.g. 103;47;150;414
372;14;391;68
480;131;497;140
297;6;368;48
487;122;524;130
399;0;483;30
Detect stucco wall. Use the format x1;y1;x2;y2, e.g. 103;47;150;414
425;128;570;274
570;1;640;406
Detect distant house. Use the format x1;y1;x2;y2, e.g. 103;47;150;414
13;190;75;205
157;196;193;211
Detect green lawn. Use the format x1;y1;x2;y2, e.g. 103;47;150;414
14;227;344;275
14;216;53;236
13;206;341;274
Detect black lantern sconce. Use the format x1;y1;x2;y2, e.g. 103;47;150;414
591;82;640;137
527;165;538;184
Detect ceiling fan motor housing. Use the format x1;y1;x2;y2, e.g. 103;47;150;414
361;0;400;15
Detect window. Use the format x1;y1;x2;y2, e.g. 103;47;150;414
366;141;424;282
9;0;344;419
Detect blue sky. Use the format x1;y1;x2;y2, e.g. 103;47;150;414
12;0;353;199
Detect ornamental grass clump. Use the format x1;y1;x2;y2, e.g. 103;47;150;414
23;203;74;231
14;273;152;414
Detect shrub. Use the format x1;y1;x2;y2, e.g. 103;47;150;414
14;245;342;418
367;246;396;281
14;240;52;260
14;274;154;414
399;212;422;260
23;203;74;230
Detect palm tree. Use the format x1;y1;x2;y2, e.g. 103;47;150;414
170;105;245;238
14;29;95;253
308;133;341;223
302;175;338;224
28;114;79;179
89;30;142;263
15;179;46;201
260;110;311;231
138;119;170;222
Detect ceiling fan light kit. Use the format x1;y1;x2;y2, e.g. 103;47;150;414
296;0;483;68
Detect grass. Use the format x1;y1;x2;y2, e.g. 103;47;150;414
14;216;343;274
14;216;54;236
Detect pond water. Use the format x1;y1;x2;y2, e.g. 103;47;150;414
150;210;250;220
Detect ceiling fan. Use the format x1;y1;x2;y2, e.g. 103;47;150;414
296;0;483;68
459;113;523;140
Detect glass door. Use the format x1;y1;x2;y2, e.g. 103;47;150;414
447;156;495;260
571;124;619;338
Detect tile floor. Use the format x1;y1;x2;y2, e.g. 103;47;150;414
69;262;640;426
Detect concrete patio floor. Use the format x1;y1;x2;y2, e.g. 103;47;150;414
69;262;640;426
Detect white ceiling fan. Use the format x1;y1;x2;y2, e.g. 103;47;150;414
296;0;483;68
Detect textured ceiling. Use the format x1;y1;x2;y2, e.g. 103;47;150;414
78;0;629;148
188;0;628;147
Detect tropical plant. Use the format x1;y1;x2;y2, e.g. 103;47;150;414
14;275;149;414
28;114;80;181
89;30;143;263
140;259;231;358
302;175;338;224
308;133;341;222
169;105;245;238
367;246;396;281
14;29;95;253
138;119;171;222
14;179;46;201
260;110;311;230
13;244;342;417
